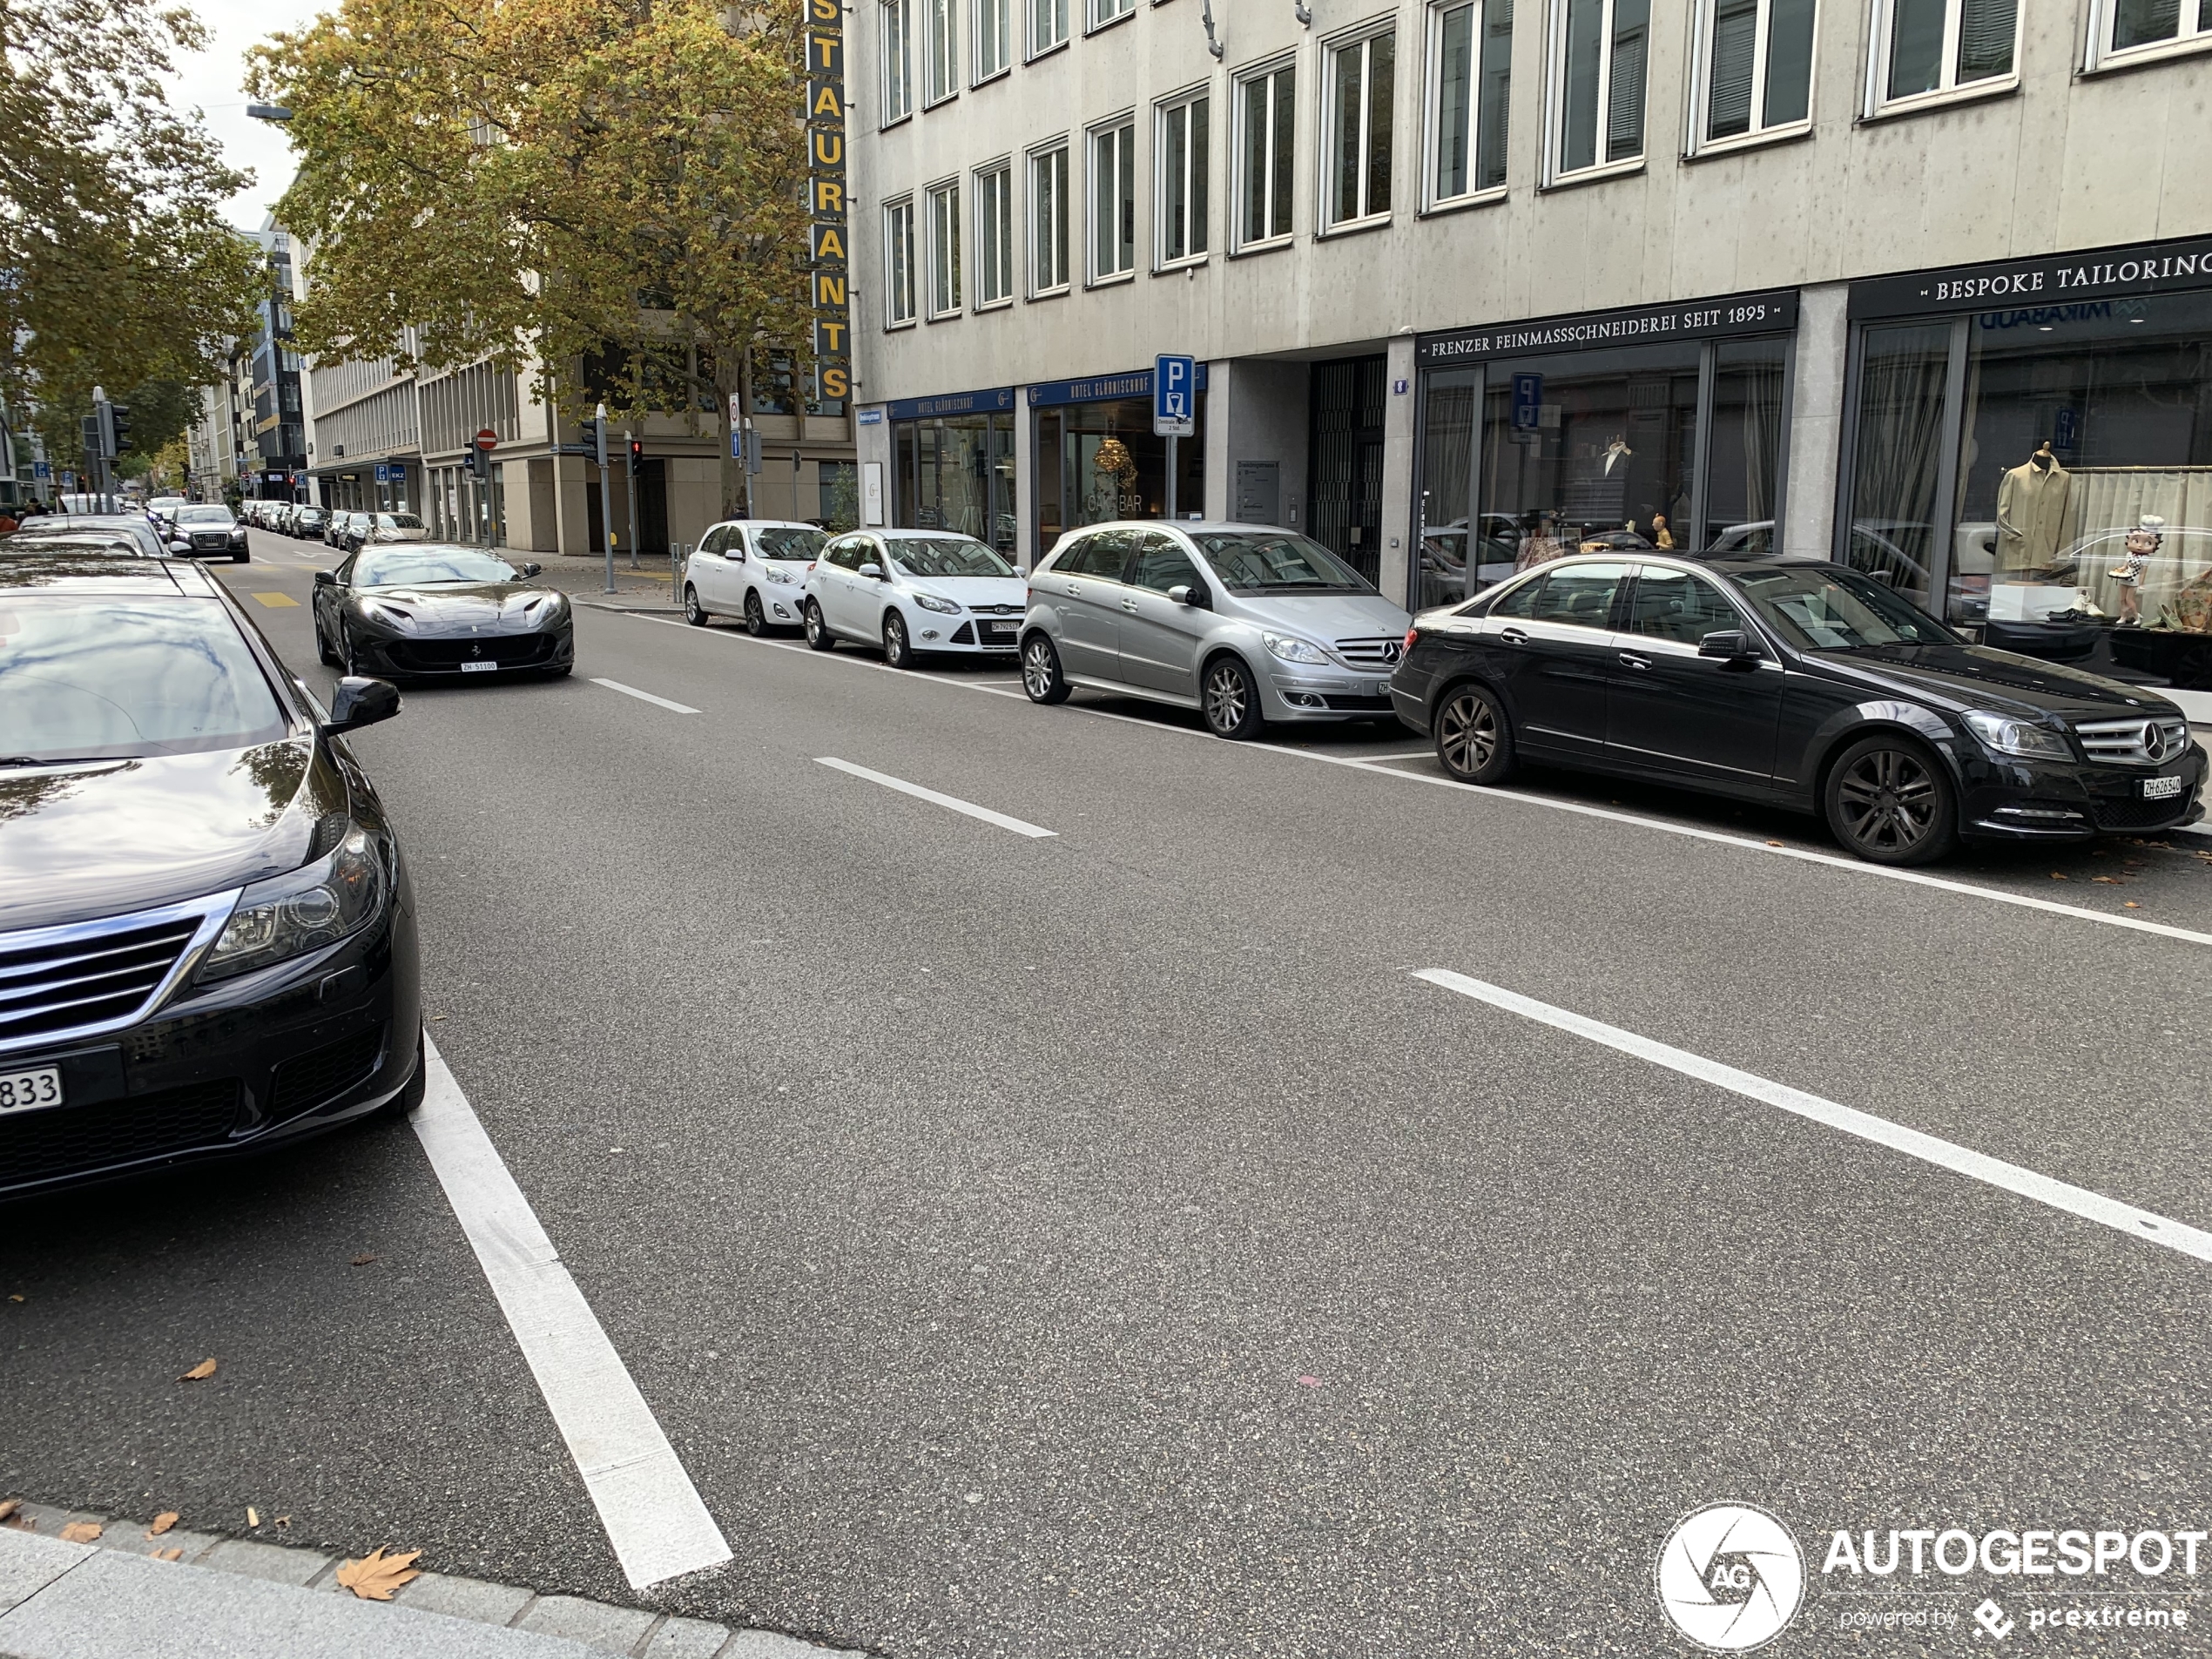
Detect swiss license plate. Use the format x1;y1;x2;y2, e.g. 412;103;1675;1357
460;661;499;673
981;620;1015;637
2142;774;2184;800
0;1066;64;1114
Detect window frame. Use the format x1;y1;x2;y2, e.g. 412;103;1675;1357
883;196;918;327
1319;20;1398;233
974;0;1013;83
1541;0;1652;188
1685;0;1817;158
923;0;960;106
2082;0;2212;72
974;158;1016;307
1154;85;1212;270
880;0;914;125
1087;0;1136;34
1423;0;1513;212
1028;139;1072;296
924;178;963;318
1860;0;2022;119
1087;115;1138;285
1231;54;1298;253
1028;0;1070;58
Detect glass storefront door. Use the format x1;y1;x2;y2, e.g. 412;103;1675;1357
1035;396;1206;548
892;413;1015;557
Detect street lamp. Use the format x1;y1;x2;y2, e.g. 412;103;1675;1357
246;105;294;122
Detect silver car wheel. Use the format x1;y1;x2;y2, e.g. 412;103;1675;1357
1022;640;1053;698
1439;691;1498;775
1204;662;1247;733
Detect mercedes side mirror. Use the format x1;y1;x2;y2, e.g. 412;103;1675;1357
1697;629;1757;662
314;570;335;586
323;676;401;735
858;561;885;580
1168;583;1210;610
518;560;543;577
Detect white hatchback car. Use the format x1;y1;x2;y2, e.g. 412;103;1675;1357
802;529;1027;668
683;519;827;633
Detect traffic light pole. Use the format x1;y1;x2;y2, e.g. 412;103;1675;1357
624;432;640;572
595;404;616;595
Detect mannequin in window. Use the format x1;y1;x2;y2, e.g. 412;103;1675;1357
1995;441;2072;573
1649;512;1676;550
2107;515;2162;628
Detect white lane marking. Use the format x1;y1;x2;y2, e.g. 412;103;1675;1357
814;755;1056;838
1415;968;2212;1265
611;610;2212;948
410;1037;732;1588
590;678;700;715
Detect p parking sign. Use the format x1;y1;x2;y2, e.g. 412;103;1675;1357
1154;354;1195;438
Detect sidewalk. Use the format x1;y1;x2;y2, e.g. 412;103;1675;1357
535;555;683;612
0;1502;855;1659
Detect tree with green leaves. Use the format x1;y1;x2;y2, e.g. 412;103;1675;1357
1;0;263;465
251;0;817;518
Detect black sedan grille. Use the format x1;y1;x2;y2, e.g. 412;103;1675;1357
0;1080;241;1188
0;921;200;1049
190;533;230;550
2091;795;2197;833
268;1027;386;1123
388;635;555;670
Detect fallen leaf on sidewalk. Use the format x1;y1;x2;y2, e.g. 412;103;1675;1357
6;1294;21;1302
349;1255;378;1267
335;1547;422;1601
1765;840;1784;847
2049;872;2068;880
0;1501;18;1524
58;1522;101;1542
2125;901;2143;909
179;1359;217;1381
153;1548;184;1561
146;1513;178;1537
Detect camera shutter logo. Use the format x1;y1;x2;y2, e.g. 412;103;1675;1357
1656;1503;1804;1651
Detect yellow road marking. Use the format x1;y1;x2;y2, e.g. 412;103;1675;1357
252;591;300;608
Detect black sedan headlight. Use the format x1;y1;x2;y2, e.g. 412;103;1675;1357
199;826;386;981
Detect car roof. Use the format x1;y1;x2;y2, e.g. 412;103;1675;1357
717;518;821;530
0;554;218;595
867;526;989;540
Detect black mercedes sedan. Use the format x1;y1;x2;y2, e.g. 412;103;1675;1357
1391;555;2206;866
0;554;422;1198
314;543;574;681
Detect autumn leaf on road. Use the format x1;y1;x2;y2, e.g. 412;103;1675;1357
153;1548;184;1561
178;1359;217;1381
0;1501;17;1525
146;1513;179;1537
335;1547;422;1601
58;1522;102;1542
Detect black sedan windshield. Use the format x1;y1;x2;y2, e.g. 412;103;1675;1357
0;596;287;760
355;549;519;587
886;538;1012;577
1190;531;1372;592
1732;566;1957;651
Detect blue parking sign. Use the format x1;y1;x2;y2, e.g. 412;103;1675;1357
1154;354;1195;438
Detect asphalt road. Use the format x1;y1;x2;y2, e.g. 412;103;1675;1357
6;529;2212;1656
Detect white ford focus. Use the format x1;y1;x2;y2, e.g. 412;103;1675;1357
801;529;1027;668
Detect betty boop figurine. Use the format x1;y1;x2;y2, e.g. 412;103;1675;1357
2109;514;2164;627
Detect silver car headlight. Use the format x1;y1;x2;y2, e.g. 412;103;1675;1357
199;827;387;981
1964;711;2073;761
1264;632;1332;666
911;592;961;615
765;567;796;584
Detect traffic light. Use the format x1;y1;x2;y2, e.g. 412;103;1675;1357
627;438;644;466
81;415;100;460
110;403;132;453
466;444;489;482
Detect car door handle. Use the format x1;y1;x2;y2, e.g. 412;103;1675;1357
1064;583;1081;596
1121;597;1139;613
1499;627;1527;645
1618;651;1653;671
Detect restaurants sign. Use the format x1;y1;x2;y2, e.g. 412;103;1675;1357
805;0;849;401
1416;289;1798;368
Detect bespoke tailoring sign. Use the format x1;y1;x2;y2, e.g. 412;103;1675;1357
884;387;1015;422
805;0;849;401
1027;364;1211;408
1416;289;1798;367
1847;234;2212;320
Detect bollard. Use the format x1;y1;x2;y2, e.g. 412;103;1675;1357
671;543;688;611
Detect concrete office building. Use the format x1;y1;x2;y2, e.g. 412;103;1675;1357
848;0;2212;715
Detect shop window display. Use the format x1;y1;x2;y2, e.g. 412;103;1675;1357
892;412;1015;556
1037;396;1205;546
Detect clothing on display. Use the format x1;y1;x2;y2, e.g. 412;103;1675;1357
1994;442;2072;572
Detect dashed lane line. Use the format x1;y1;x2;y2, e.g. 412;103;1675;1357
814;756;1057;839
1415;968;2212;1266
599;608;2212;950
590;677;700;715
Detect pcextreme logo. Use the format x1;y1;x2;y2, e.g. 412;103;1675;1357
1656;1503;1807;1652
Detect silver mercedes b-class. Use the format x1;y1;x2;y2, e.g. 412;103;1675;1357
1018;523;1414;738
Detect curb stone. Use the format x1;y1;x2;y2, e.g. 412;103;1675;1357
0;1499;865;1659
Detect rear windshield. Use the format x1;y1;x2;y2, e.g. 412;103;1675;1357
755;527;826;562
0;596;287;760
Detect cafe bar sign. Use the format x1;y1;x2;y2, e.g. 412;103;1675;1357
1416;289;1798;368
1849;233;2212;320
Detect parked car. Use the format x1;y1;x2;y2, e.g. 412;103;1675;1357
1391;553;2206;866
325;511;354;549
0;551;422;1198
145;496;187;530
9;514;185;562
314;543;572;681
683;520;827;633
293;506;329;541
1020;523;1415;739
802;528;1027;667
165;503;249;561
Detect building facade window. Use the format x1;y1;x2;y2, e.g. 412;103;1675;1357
926;181;961;315
2086;0;2212;70
925;0;958;104
1030;0;1068;54
1867;0;2018;111
885;198;917;324
1430;0;1513;206
1157;93;1210;265
1548;0;1650;179
1324;28;1395;229
1691;0;1815;149
1030;143;1070;293
975;163;1015;304
1089;119;1136;280
1034;389;1208;547
974;0;1011;79
881;0;914;122
1089;0;1134;29
1235;61;1296;246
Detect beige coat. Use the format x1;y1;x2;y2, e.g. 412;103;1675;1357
1996;459;2072;571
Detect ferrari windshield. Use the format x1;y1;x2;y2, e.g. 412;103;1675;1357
885;538;1014;578
354;549;520;587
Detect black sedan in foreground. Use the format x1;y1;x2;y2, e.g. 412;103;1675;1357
314;543;574;681
0;554;421;1198
1392;554;2205;865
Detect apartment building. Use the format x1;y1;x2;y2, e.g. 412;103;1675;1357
848;0;2212;714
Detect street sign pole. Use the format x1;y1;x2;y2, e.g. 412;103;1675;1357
1152;354;1196;523
595;404;615;594
624;432;640;572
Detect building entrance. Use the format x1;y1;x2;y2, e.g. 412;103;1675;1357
1310;355;1388;583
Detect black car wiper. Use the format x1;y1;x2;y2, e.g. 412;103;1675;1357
0;755;112;768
